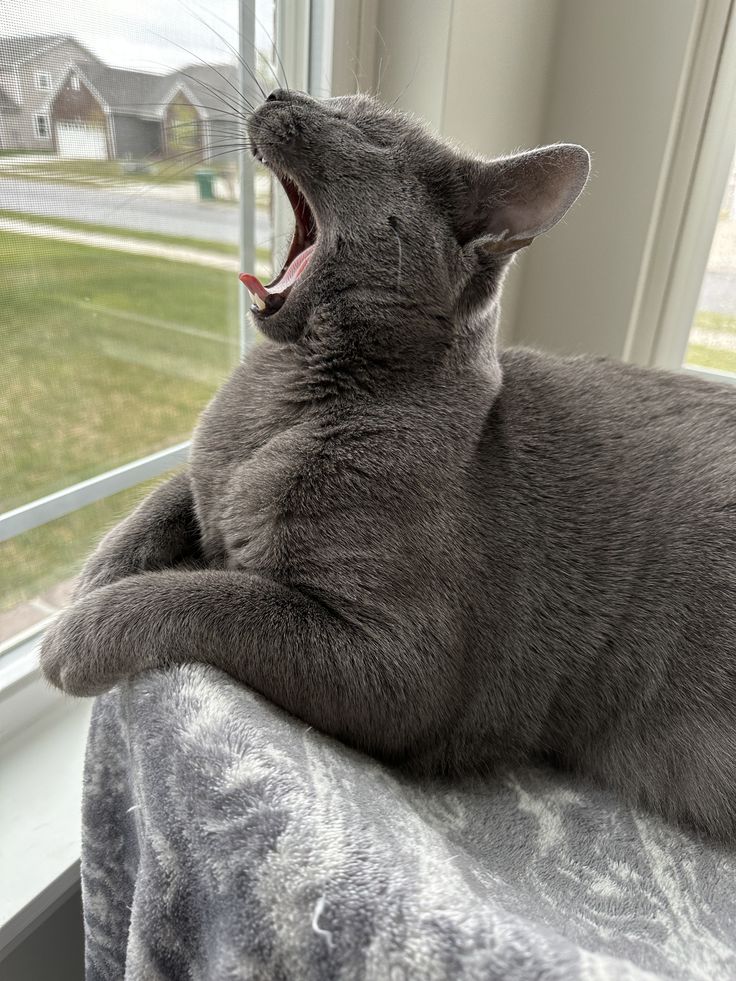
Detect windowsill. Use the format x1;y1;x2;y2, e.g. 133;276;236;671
0;647;92;956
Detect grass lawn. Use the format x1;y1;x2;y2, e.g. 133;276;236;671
0;229;241;612
685;309;736;376
0;157;233;185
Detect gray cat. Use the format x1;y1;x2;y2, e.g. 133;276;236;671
41;90;736;841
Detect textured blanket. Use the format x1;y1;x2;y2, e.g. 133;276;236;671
82;664;736;980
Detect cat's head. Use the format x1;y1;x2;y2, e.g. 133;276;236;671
245;89;589;349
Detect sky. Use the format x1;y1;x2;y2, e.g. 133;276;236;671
0;0;274;74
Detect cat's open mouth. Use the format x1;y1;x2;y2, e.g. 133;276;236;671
240;150;317;317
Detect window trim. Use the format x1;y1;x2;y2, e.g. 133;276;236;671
34;71;52;91
0;442;190;545
33;113;50;139
70;74;80;91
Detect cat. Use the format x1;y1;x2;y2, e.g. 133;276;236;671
40;88;736;841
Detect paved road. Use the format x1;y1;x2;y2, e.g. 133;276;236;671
1;176;272;247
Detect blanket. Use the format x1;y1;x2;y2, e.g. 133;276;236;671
81;664;736;980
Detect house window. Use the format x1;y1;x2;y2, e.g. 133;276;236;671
33;114;50;138
70;74;80;91
35;71;52;91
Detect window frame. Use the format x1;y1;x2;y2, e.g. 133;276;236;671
70;73;80;91
624;0;736;385
0;1;343;955
33;113;50;138
34;71;52;91
0;0;343;676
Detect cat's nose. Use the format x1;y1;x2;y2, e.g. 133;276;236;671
266;88;290;103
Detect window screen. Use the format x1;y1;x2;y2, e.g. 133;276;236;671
0;0;279;650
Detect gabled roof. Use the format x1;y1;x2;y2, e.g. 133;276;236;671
74;63;170;119
169;64;242;120
69;62;240;122
0;34;97;70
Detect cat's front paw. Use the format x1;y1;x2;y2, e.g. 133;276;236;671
39;590;129;696
73;548;145;600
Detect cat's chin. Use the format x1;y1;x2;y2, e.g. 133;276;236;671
252;296;310;344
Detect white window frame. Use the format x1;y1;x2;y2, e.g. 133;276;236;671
34;71;52;91
70;74;80;91
33;113;50;138
624;0;736;385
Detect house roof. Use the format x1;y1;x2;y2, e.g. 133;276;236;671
0;33;96;69
74;63;170;119
172;63;242;120
71;62;241;122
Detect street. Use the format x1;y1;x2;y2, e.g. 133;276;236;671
0;176;272;247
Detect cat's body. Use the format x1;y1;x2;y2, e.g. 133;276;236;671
190;339;736;836
41;89;736;840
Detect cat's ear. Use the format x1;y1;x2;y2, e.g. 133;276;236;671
456;144;590;254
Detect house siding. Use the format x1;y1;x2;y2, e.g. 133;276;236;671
0;39;101;150
162;91;204;159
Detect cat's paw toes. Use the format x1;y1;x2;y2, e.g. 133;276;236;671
39;605;121;697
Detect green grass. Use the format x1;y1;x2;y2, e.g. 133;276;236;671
685;309;736;375
0;157;235;185
0;479;164;613
0;230;241;612
0;208;240;256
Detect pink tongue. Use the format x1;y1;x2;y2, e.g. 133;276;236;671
240;244;315;300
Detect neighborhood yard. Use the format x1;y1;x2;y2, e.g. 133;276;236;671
0;229;241;613
685;310;736;376
0;156;239;187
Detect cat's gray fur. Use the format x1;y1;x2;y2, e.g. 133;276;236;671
41;90;736;840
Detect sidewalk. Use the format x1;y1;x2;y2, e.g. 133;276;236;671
0;215;240;271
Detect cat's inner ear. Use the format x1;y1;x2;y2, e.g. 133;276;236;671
457;144;590;254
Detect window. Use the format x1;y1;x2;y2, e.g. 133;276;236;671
635;0;736;382
0;0;330;659
683;150;736;378
35;71;52;90
33;113;50;138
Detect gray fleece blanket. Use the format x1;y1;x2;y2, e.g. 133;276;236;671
82;664;736;980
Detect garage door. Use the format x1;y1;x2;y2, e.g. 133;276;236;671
56;121;108;160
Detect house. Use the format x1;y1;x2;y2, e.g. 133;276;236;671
0;33;241;161
0;34;101;151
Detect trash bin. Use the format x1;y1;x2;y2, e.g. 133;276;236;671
195;169;216;201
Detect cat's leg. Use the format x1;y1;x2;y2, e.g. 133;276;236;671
74;471;202;599
39;569;459;759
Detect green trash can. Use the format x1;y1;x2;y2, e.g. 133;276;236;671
195;169;216;201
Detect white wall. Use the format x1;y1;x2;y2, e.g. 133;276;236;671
441;0;560;341
513;0;701;358
365;0;703;359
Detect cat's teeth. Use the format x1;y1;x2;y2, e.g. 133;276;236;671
250;291;266;311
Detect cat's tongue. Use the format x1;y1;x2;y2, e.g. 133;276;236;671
240;244;315;309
